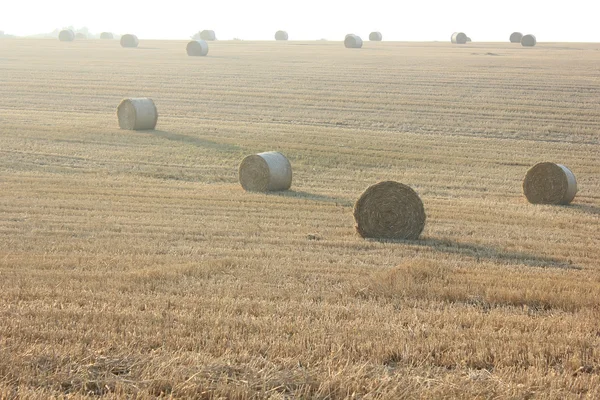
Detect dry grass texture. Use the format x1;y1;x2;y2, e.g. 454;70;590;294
116;98;158;131
354;181;426;240
0;39;599;398
523;162;578;205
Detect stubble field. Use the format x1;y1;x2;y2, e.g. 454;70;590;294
0;38;599;398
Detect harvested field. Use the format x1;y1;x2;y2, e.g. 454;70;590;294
0;39;599;398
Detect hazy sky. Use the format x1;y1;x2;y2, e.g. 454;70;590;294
2;0;598;42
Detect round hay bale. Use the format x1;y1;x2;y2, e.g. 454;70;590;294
521;34;536;47
510;32;523;43
369;31;382;41
100;32;114;40
466;37;472;42
200;30;216;41
451;32;467;44
186;40;209;56
58;29;75;42
116;98;158;131
238;152;292;192
120;34;139;48
75;32;87;40
353;181;426;240
275;30;289;41
523;162;577;205
344;34;363;49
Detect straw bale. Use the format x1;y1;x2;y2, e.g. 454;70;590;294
186;40;209;56
510;32;523;43
523;162;577;205
116;98;158;131
120;34;139;48
239;152;292;192
275;31;289;41
344;34;363;48
58;29;75;42
369;32;382;41
521;34;536;47
451;32;467;44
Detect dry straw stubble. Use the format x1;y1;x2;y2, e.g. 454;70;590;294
186;40;209;56
116;98;158;131
523;162;577;205
354;181;426;240
238;151;292;192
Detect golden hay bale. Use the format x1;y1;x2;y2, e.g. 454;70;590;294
354;181;426;240
200;30;216;41
275;30;289;40
238;152;292;192
521;34;536;47
510;32;523;43
451;32;467;44
116;98;158;131
100;32;114;40
120;34;139;48
344;34;363;48
523;162;577;205
369;31;382;41
186;40;209;56
58;29;75;42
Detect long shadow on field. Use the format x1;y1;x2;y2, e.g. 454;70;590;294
147;130;240;153
374;237;579;270
272;190;353;207
571;203;600;215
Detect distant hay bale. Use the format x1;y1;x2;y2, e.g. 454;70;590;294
186;40;209;56
521;34;536;47
200;30;216;41
75;32;87;40
451;32;467;44
117;98;158;131
353;181;426;240
120;34;139;48
58;29;75;42
523;162;577;205
238;152;292;192
275;30;289;41
100;32;114;40
510;32;523;43
466;37;472;42
369;31;382;41
344;34;363;48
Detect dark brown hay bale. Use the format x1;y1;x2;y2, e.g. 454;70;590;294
200;30;216;41
344;34;363;48
120;34;139;48
521;34;536;47
369;31;382;41
239;152;292;192
451;32;467;44
100;32;114;40
354;181;426;240
275;31;288;41
186;40;209;56
117;98;158;131
510;32;523;43
58;29;75;42
523;162;577;205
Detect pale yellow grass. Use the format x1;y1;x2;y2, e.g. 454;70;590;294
0;39;599;398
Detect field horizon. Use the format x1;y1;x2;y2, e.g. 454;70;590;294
0;38;599;398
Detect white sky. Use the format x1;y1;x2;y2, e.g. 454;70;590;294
1;0;598;42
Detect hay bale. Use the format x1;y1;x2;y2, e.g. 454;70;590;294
100;32;114;40
120;34;139;48
466;37;472;42
451;32;467;44
200;30;216;41
186;40;209;56
75;32;87;40
344;34;363;48
58;29;75;42
275;30;289;41
521;34;536;47
510;32;523;43
116;98;158;130
369;31;382;41
354;181;426;240
238;152;292;192
523;162;577;205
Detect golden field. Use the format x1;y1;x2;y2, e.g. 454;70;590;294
0;38;599;398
